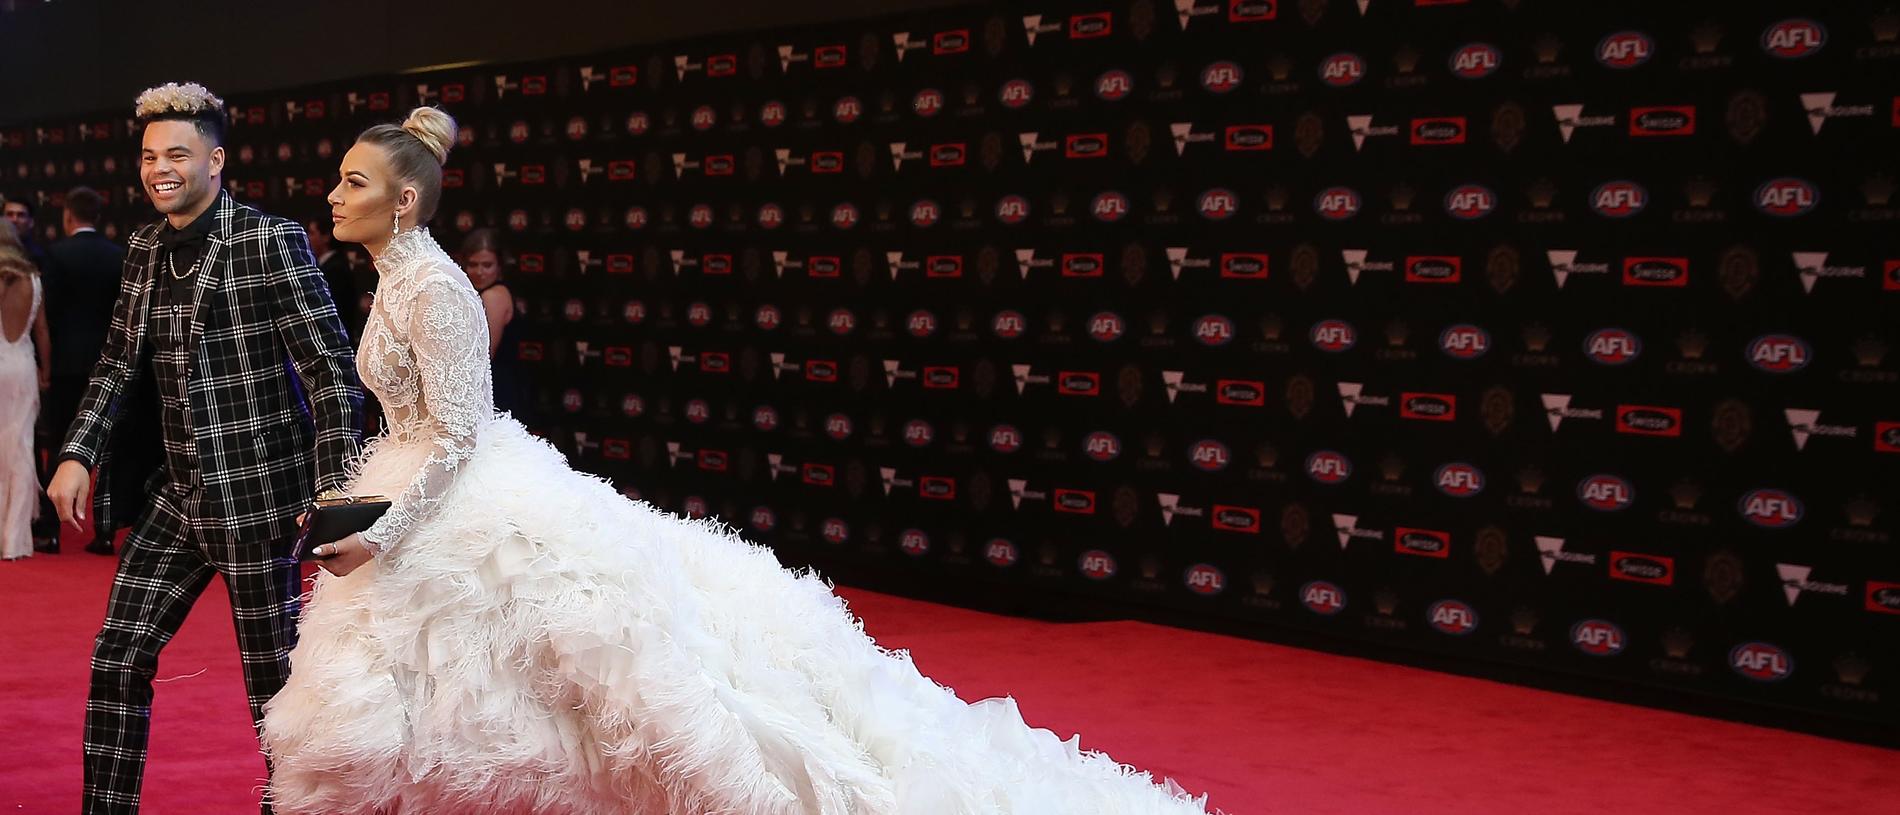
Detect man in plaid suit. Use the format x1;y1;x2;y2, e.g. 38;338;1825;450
46;82;362;815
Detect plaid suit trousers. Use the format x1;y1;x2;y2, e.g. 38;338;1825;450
82;492;300;815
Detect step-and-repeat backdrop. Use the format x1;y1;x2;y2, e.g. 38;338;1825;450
7;0;1894;725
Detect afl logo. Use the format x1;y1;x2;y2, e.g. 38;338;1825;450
1427;600;1479;636
1761;19;1826;59
996;194;1031;225
827;308;856;335
759;100;787;127
1590;181;1649;218
1747;334;1811;373
626;111;651;135
683;399;710;423
686;302;713;328
1193;314;1236;347
1738;488;1803;528
561;389;584;413
1083;431;1122;462
752;406;779;431
1096;70;1135;101
757;203;785;229
1305;450;1352;484
1439;324;1490;359
1583;328;1642;366
688;204;714;229
910;199;942;228
904;420;935;448
1091;191;1131;223
1577;474;1635;512
1189;439;1232;472
1087;311;1126;343
1000;78;1035;108
750;507;776;532
912;88;944;118
624;206;649;230
989;424;1024;454
1301;581;1348;616
831;203;860;229
1596;31;1655;69
753;304;781;331
1754;178;1819;217
1449;43;1503;79
1310;319;1357;352
622;394;645;418
1443;184;1497;219
1571;619;1626;656
833;96;862;124
1434;463;1485;498
906;310;938;338
992;310;1028;339
1314;186;1362;220
1318;53;1366;87
1198;188;1239;221
691;106;717;131
1201;61;1243;93
986;538;1019;567
821;518;849;544
1730;642;1794;682
624;300;648;324
1184;564;1226;596
1078;550;1118;580
900;529;929;557
563;299;586;322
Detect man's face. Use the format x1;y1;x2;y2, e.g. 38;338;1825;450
140;120;223;218
2;202;31;235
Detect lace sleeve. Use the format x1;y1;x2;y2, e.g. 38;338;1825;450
359;272;492;554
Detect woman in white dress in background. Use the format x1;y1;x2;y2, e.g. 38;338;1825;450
0;220;50;561
260;107;1216;815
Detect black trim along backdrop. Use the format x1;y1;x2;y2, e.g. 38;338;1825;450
6;0;1896;733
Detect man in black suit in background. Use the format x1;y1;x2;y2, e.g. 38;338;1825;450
33;187;124;554
304;218;363;344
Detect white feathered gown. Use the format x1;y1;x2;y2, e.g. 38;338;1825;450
260;229;1214;815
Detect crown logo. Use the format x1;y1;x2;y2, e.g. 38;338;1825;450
1862;173;1894;207
1380;453;1407;482
1384;320;1411;348
1388;183;1417;211
1676;329;1710;360
1375;589;1400;615
1260;313;1285;341
1690;21;1724;54
1874;10;1900;44
1255;442;1279;469
1854;334;1890;368
1670;478;1704;510
1533;33;1563;64
1251;571;1275;596
1684;177;1717;208
1153;187;1176;212
1140;556;1161;580
1518;467;1546;495
1393;45;1421;73
1523;323;1553;353
1834;652;1872;686
1050;190;1072;216
1525;178;1558;209
1662;627;1695;659
1510;607;1540;635
1845;495;1881;528
1269;54;1294;81
1265;185;1290;212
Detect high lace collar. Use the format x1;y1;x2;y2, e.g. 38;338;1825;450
372;227;448;277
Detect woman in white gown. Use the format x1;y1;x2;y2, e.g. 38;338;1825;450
261;108;1215;815
0;222;49;561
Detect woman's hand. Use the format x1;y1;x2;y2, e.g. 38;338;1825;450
313;532;374;577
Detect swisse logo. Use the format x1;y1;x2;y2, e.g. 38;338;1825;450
1306;450;1353;484
1228;0;1275;21
1062;253;1104;277
1221;253;1269;279
1439;325;1490;359
1311;319;1357;352
1055;488;1098;514
1184;564;1226;596
1088;311;1126;342
1315;187;1362;220
1406;255;1462;283
1747;335;1811;374
1319;52;1367;87
1616;405;1682;437
989;424;1024;454
1755;178;1819;217
1730;642;1794;682
923;366;959;389
1631;106;1695;136
1739;489;1803;528
1066;133;1109;158
1596;31;1655;68
1199;188;1240;221
1083;431;1122;462
919;476;956;499
1583;328;1642;366
1301;581;1348;615
1402;393;1457;422
1434;463;1485;497
1762;19;1826;60
1428;600;1479;636
1078;550;1117;580
1411;117;1466;145
1217;379;1266;406
926;255;962;277
1449;43;1503;79
1395;527;1451;559
1572;620;1626;656
813;152;847;173
1201;60;1244;93
1577;475;1635;512
1443;185;1495;219
1059;371;1101;395
1866;582;1900;615
1225;125;1272;151
1610;552;1675;586
1212;504;1262;534
1194;315;1236;347
1623;257;1688;287
1091;191;1131;222
1190;439;1231;472
1591;181;1648;218
986;538;1019;568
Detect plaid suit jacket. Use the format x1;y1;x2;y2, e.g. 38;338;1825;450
61;191;362;543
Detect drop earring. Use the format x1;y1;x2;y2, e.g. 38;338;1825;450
391;209;401;237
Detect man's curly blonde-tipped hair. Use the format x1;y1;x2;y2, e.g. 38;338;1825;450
134;82;225;118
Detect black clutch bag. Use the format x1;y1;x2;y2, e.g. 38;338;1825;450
297;494;392;560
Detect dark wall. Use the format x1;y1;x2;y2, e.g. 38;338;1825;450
0;0;968;124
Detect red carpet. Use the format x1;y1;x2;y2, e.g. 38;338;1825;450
3;545;1894;814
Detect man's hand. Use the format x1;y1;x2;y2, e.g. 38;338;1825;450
46;460;93;528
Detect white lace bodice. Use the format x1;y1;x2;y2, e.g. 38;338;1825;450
356;228;493;553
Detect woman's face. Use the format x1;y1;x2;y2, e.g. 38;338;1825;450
463;249;500;286
328;141;411;246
